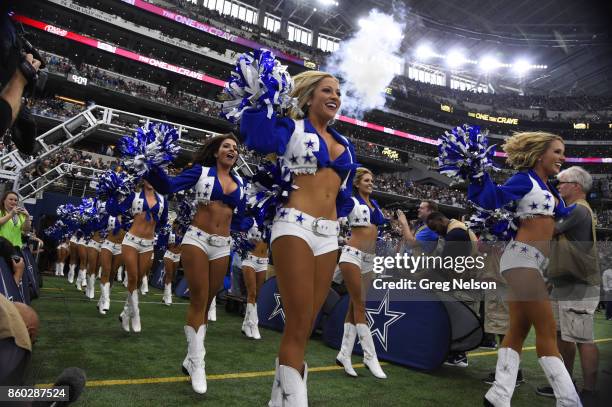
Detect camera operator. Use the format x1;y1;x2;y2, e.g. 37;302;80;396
1;3;43;154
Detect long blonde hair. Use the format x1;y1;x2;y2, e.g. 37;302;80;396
288;71;339;120
503;131;563;170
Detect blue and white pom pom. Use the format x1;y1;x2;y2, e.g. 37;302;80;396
468;206;517;242
96;170;135;197
220;49;296;122
175;200;196;235
119;122;180;177
437;124;499;181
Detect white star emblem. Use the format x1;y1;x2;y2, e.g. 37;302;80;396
364;290;405;351
268;293;285;322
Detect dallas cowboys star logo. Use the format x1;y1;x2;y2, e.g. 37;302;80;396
290;154;298;164
302;153;313;163
279;209;288;218
543;203;551;210
268;293;285;322
530;202;538;210
520;246;528;253
305;139;315;149
364;290;405;351
544;193;551;201
296;213;305;224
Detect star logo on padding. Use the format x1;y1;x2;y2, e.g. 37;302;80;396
364;290;405;351
268;293;285;322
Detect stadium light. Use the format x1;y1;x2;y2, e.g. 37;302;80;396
478;56;501;73
318;0;339;6
512;59;531;75
415;44;435;61
446;50;467;68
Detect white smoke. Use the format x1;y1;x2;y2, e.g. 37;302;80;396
324;9;405;118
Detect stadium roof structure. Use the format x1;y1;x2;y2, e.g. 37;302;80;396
257;0;612;96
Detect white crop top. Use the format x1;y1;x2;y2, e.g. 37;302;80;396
515;174;555;219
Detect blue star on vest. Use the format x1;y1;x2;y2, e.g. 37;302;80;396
364;290;406;352
196;231;202;237
279;209;288;218
302;153;313;163
204;182;211;189
296;213;305;223
534;252;540;259
268;292;285;322
520;246;529;253
544;193;551;201
530;202;538;210
305;139;315;149
510;242;517;250
543;203;551;210
290;154;298;164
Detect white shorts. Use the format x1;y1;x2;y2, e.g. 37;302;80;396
182;225;231;261
164;250;181;263
338;245;375;274
101;240;122;256
77;237;87;246
242;254;269;273
70;236;78;244
58;243;69;250
270;208;339;256
499;241;548;276
122;232;154;254
87;240;102;252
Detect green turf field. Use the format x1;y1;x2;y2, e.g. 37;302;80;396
27;276;612;406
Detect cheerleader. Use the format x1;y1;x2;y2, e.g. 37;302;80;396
335;167;387;379
162;221;182;306
67;232;79;283
146;133;252;394
97;214;127;315
75;230;88;291
445;130;581;406
240;222;268;339
84;202;106;300
240;70;358;405
54;236;69;277
107;180;167;333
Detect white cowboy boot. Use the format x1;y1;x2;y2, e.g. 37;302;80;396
356;323;387;379
97;282;106;315
67;264;76;283
182;325;207;394
59;262;65;276
162;283;172;306
278;363;308;407
97;266;102;279
117;266;123;282
336;323;358;377
484;347;521;407
87;274;96;299
538;356;582;407
54;263;60;276
250;303;261;340
76;269;86;291
100;282;111;314
140;275;149;295
119;293;131;332
269;358;281;407
208;296;217;322
242;303;253;338
130;290;141;333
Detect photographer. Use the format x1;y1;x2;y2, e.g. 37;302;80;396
1;3;43;153
0;191;31;248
